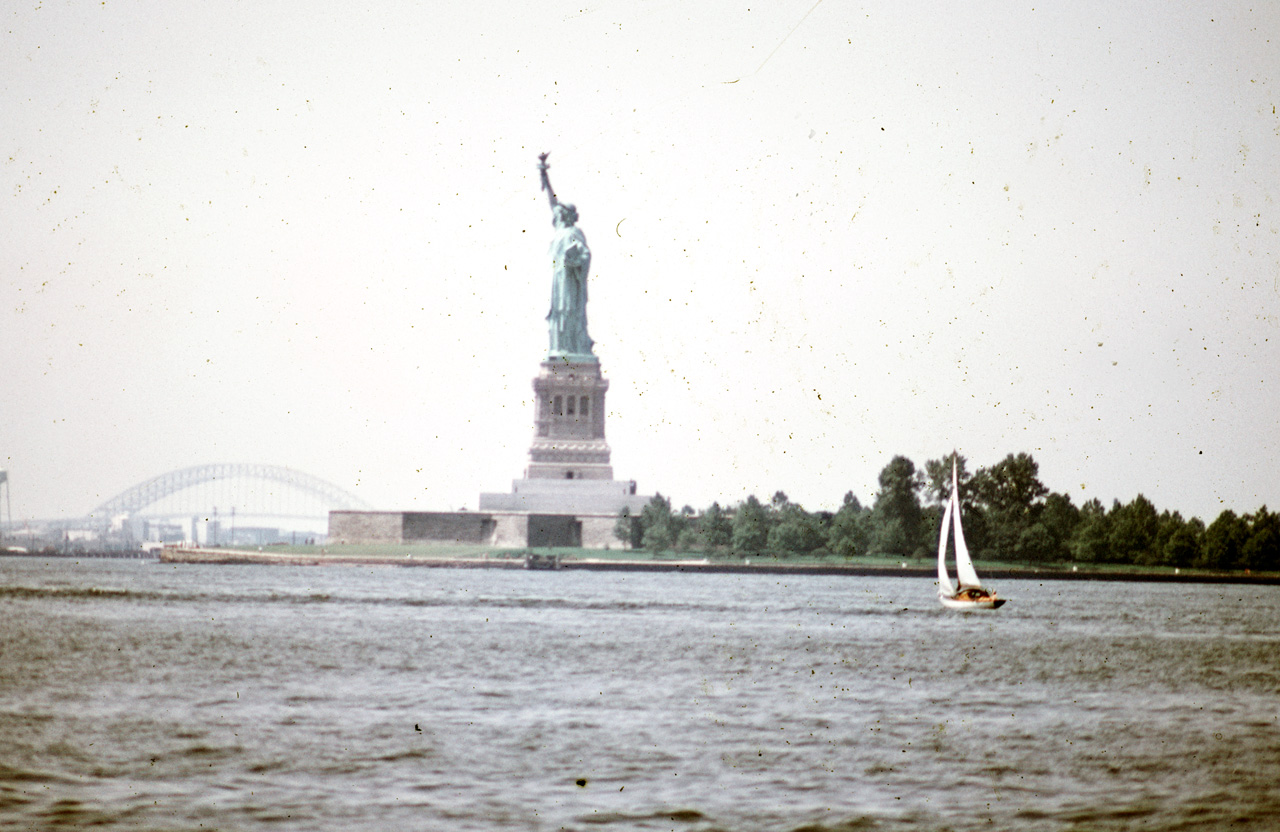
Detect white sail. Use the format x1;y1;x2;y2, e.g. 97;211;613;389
936;490;955;595
950;460;983;588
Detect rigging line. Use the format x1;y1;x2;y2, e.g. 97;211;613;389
726;0;827;83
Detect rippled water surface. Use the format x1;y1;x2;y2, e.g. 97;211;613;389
2;556;1279;831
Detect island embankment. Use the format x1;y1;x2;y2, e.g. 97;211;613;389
155;546;1280;585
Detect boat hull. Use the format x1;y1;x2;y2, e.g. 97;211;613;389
937;458;1008;611
939;593;1006;610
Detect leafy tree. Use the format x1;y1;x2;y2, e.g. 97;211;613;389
699;502;732;551
675;526;702;553
1153;510;1179;566
869;456;925;556
768;502;826;556
1162;514;1204;568
643;523;675;554
613;507;642;549
1015;523;1057;563
1109;494;1159;565
920;503;946;556
1199;510;1247;570
1069;498;1112;563
732;495;769;554
954;497;992;558
1038;492;1080;562
640;493;677;554
767;519;804;555
970;453;1049;559
870;517;912;557
828;491;871;558
922;453;972;506
1241;506;1280;572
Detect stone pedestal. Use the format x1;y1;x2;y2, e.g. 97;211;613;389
526;358;612;480
478;357;651;523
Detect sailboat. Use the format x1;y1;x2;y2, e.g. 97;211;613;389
937;457;1006;610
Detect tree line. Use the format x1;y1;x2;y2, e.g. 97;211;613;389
614;452;1280;572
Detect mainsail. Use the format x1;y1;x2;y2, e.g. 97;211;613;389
936;491;955;595
950;461;982;588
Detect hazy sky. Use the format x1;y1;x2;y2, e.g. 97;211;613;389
4;0;1278;524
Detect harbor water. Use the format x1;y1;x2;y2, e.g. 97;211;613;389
1;556;1278;831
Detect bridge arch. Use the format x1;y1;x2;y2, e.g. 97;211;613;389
91;463;373;518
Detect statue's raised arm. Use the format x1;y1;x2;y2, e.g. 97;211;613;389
538;152;559;212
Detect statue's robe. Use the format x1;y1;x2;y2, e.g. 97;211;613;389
547;224;593;357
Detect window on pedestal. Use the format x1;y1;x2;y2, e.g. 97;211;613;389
553;395;563;416
567;396;576;416
580;396;589;417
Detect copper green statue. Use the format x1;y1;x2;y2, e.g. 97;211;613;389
538;153;595;360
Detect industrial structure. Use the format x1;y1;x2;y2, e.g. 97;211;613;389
4;463;369;551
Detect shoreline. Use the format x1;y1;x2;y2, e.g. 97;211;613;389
146;547;1280;585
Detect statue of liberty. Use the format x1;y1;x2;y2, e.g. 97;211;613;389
538;153;594;360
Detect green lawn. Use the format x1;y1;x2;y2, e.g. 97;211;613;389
234;544;1273;578
252;543;514;559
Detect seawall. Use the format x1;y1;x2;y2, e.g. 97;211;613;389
155;548;1280;585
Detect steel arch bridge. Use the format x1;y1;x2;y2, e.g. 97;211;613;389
92;463;372;524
